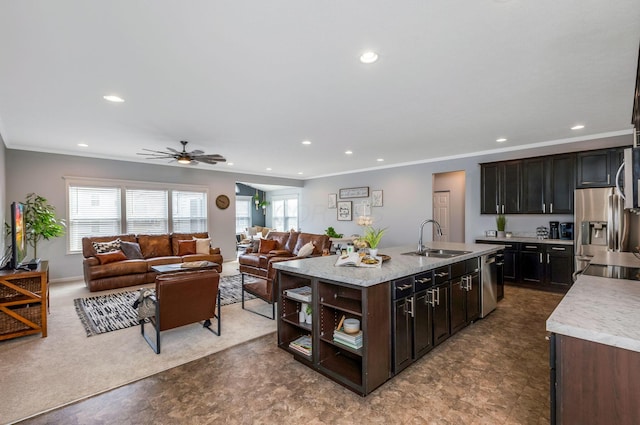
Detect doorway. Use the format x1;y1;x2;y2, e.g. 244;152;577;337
432;171;466;243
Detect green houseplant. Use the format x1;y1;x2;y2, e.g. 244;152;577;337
325;226;343;238
363;226;387;256
496;214;507;237
23;193;66;259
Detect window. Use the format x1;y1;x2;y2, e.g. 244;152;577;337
66;178;208;253
172;191;207;233
68;186;121;252
236;196;252;233
272;195;298;231
126;189;168;234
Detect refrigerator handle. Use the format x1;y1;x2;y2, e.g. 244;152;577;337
608;194;615;251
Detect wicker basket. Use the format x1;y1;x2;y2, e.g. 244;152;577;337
0;304;42;335
0;276;42;301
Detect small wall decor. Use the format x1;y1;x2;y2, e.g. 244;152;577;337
339;187;369;199
372;190;383;207
328;193;337;209
337;201;352;221
215;194;230;210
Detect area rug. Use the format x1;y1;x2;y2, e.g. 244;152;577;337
74;274;260;337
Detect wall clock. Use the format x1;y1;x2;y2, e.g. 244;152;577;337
215;194;230;210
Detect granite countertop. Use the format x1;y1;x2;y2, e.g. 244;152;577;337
546;252;640;353
475;236;573;245
273;242;503;287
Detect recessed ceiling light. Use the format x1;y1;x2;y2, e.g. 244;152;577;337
571;125;585;130
77;143;88;147
376;158;384;162
227;162;234;166
345;150;353;155
103;95;125;103
301;140;311;145
297;172;303;175
496;138;507;143
360;51;379;64
266;167;272;171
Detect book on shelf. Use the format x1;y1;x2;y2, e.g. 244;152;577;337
334;253;382;268
289;335;312;356
333;329;363;343
283;286;312;303
332;337;363;350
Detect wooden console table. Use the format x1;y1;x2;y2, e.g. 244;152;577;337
0;261;49;341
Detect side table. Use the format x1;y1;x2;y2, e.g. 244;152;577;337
0;260;49;340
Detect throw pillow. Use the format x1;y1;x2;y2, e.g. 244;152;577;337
193;237;211;254
120;241;144;259
95;250;127;265
297;241;315;257
92;239;121;254
258;238;278;254
178;240;197;255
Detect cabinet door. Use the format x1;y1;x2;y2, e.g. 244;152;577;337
450;278;466;335
576;150;612;187
503;161;522;213
466;273;480;323
546;246;574;286
502;243;519;282
521;245;544;284
481;163;500;214
414;290;433;359
432;283;450;346
547;154;575;214
521;158;545;213
393;298;412;373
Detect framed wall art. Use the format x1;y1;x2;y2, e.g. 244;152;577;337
328;193;337;209
339;187;369;199
337;201;352;221
371;190;383;207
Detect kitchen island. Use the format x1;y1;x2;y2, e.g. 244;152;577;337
273;242;503;395
546;252;640;424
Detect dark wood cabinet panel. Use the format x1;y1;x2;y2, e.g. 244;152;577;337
503;161;522;213
480;161;521;214
450;278;466;334
393;297;412;373
481;163;500;214
547;154;575;214
520;244;544;284
546;245;574;287
522;158;545;213
576;149;625;188
466;273;480;322
432;281;450;346
413;290;433;359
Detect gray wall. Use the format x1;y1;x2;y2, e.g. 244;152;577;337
4;150;301;280
4;133;632;281
433;170;465;243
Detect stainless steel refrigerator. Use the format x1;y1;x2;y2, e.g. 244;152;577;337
574;188;640;271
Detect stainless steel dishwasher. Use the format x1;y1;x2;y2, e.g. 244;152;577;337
480;253;497;318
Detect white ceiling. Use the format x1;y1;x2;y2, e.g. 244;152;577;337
1;1;639;179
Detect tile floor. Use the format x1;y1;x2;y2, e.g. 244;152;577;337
18;285;563;425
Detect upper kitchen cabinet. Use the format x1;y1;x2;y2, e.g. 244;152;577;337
576;148;625;188
520;154;576;214
480;161;521;214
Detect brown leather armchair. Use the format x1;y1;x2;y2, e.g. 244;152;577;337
141;270;221;353
238;231;331;319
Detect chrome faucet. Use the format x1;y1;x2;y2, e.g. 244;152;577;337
418;219;443;254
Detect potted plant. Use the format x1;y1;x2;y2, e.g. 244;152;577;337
325;226;343;238
23;193;66;260
363;226;387;257
496;214;507;238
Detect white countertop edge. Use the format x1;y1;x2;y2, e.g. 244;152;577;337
475;236;573;245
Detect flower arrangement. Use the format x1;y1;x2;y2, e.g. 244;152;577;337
363;226;387;249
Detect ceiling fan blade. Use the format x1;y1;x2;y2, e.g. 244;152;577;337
166;147;179;153
194;154;226;161
140;148;171;155
138;153;177;159
198;158;220;165
189;149;204;155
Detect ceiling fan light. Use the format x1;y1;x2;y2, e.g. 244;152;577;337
177;157;191;164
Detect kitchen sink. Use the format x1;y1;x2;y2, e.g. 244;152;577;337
402;249;472;258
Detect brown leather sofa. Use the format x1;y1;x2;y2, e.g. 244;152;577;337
238;231;331;318
82;232;223;292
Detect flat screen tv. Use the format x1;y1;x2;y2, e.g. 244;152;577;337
11;202;27;269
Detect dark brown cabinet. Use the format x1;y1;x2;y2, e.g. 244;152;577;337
431;265;451;346
479;240;519;282
545;244;574;287
522;155;575;214
450;258;481;335
481;161;522;214
576;148;625;188
521;243;545;284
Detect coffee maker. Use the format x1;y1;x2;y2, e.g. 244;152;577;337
559;222;574;240
549;221;559;239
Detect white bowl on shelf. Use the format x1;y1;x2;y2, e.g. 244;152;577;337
343;318;360;334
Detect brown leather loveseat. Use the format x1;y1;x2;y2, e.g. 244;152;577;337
238;231;331;318
82;232;223;292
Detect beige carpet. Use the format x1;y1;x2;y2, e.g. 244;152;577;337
0;263;276;425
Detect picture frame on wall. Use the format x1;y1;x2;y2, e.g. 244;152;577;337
372;190;383;207
337;201;352;221
328;193;337;209
339;187;369;199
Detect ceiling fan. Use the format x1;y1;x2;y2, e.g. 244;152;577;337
138;140;226;165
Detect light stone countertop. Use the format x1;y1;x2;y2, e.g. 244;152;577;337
273;242;504;287
475;236;573;246
546;251;640;353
